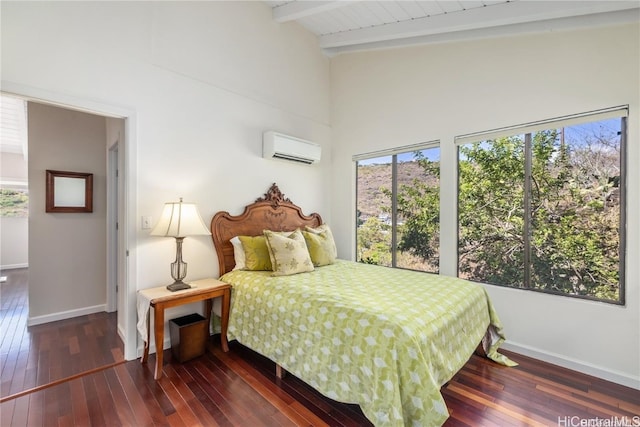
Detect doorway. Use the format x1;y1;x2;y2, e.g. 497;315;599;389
1;83;137;362
0;94;29;273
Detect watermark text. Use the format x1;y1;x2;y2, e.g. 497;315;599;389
558;416;640;427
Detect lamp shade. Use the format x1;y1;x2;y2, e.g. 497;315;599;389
150;199;211;237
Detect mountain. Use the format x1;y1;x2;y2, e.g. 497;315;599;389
357;161;437;220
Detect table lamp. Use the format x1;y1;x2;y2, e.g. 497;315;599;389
150;198;211;291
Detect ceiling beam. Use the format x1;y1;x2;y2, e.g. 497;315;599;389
324;8;640;56
319;1;640;48
273;1;351;23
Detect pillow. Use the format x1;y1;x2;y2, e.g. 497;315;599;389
230;236;246;270
238;235;272;271
264;229;314;276
303;224;337;266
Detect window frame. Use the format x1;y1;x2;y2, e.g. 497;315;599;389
455;107;627;305
354;141;441;273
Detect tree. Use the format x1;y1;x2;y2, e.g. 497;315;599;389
357;216;392;266
392;125;620;301
457;135;527;287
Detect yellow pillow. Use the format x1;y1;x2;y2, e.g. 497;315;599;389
238;235;272;271
264;229;314;276
303;224;337;266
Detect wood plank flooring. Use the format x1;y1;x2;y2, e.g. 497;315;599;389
1;268;638;426
0;269;124;400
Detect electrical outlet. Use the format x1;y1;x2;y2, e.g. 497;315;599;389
142;216;153;229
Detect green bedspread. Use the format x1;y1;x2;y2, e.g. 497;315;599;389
221;260;514;427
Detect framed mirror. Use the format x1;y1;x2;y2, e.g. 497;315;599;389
46;170;93;213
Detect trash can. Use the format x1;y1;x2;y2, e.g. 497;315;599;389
169;313;207;363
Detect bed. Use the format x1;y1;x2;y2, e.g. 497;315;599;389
210;183;515;427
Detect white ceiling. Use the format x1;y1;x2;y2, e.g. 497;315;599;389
265;0;640;55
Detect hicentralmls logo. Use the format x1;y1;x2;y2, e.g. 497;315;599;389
557;416;640;427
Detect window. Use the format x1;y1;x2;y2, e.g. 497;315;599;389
355;144;440;273
457;108;626;303
0;188;29;217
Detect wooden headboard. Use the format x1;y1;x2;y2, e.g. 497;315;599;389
210;183;323;276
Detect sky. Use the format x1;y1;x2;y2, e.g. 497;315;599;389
357;147;441;165
356;117;622;166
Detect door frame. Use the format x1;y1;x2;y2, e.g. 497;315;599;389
2;80;140;361
107;141;119;313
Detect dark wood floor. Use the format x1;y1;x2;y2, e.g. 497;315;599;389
1;268;638;426
0;268;124;400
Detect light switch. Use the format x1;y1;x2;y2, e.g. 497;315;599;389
142;216;153;229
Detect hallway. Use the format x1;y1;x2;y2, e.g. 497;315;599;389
0;268;124;401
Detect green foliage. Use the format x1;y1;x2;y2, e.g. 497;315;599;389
357;217;391;266
358;150;440;271
458;136;527;287
458;129;620;301
458;137;524;286
357;125;621;302
393;152;440;260
0;188;29;217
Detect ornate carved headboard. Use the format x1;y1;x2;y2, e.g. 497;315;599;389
210;183;323;276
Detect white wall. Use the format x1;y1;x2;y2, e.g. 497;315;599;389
1;217;28;269
5;1;635;388
331;23;640;388
1;1;331;353
27;102;107;322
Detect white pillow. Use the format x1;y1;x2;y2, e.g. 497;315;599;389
230;236;246;270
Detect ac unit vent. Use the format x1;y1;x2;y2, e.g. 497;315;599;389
272;153;315;164
263;131;321;165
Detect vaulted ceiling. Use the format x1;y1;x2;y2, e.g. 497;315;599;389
265;0;640;55
1;2;637;161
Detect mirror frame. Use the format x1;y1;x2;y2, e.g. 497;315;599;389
46;170;93;213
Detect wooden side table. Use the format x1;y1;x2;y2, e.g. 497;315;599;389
138;278;231;379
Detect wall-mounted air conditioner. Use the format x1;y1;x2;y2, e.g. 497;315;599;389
262;131;321;165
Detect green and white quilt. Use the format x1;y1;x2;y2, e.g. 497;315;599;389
221;260;515;427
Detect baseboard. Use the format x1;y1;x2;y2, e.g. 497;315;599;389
117;324;126;344
1;263;28;270
136;337;171;359
502;341;640;390
27;304;106;326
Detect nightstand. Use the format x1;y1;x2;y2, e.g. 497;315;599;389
138;278;231;379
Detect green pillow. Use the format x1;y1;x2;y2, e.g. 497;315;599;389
303;224;337;266
264;229;314;276
238;235;272;271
